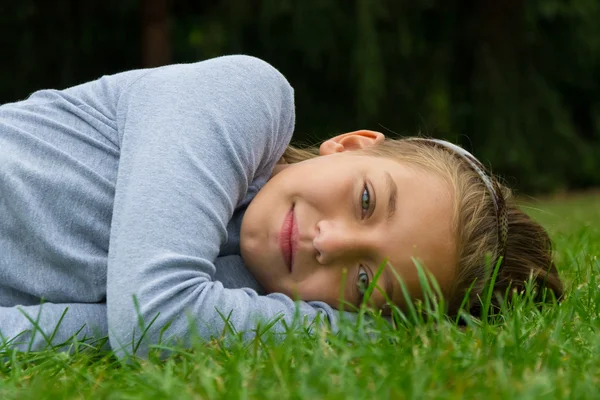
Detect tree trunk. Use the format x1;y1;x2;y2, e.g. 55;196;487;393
141;0;171;67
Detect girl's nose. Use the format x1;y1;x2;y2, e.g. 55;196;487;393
313;220;368;264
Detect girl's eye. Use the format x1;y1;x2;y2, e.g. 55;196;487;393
357;266;370;299
361;184;370;218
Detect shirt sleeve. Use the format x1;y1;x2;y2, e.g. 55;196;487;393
107;55;344;356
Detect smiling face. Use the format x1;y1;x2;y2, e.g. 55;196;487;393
240;132;458;310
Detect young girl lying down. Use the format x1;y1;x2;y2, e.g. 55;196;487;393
0;55;562;354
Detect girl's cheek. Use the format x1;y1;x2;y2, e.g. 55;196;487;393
297;270;347;304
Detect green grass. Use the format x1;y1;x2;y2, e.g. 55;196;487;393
2;193;599;399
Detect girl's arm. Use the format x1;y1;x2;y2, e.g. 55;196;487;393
0;255;269;352
107;56;343;356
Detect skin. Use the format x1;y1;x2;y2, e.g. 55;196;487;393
240;130;457;310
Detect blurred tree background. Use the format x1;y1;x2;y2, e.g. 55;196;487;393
2;0;600;193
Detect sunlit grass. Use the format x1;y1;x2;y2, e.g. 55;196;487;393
1;193;599;399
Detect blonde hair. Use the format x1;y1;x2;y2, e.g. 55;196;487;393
282;138;563;317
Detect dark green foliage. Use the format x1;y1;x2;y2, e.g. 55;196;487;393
2;0;599;192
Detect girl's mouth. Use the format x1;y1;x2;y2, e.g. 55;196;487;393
279;205;298;272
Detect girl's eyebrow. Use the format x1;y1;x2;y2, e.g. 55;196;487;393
384;265;394;302
385;171;397;222
373;262;395;307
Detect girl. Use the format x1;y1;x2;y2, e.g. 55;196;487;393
0;56;562;354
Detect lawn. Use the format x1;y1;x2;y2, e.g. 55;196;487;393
1;193;599;399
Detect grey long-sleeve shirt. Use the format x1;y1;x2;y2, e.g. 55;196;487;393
0;55;344;354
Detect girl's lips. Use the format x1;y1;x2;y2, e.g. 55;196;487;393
279;206;298;272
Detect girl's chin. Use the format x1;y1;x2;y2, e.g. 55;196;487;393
263;282;295;299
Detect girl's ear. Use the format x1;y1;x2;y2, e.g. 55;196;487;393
319;130;385;156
